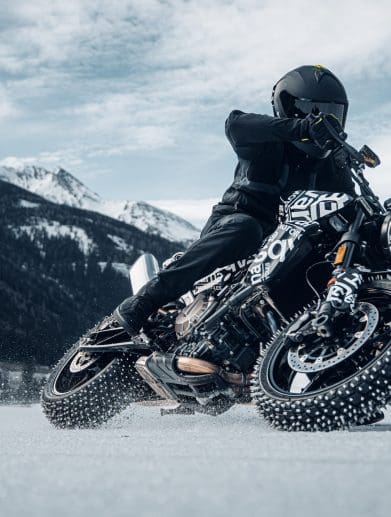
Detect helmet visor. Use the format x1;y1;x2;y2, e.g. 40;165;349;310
293;98;346;126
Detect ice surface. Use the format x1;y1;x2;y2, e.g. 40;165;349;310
0;404;390;517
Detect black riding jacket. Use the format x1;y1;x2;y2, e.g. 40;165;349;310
218;110;356;227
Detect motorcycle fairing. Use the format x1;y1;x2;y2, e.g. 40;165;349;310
284;190;353;223
248;220;317;286
180;256;254;305
248;190;354;286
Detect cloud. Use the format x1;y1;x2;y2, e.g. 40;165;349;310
68;91;184;154
0;1;165;75
150;0;391;102
0;0;391;198
364;132;391;201
149;197;219;228
0;86;18;120
4;1;391;110
0;149;84;170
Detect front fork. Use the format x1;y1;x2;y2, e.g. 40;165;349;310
313;208;366;337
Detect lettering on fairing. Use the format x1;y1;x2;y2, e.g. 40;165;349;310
285;191;352;223
192;256;254;294
249;223;308;285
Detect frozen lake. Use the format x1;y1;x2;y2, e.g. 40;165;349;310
1;403;390;517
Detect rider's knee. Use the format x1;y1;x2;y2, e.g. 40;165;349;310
233;214;264;241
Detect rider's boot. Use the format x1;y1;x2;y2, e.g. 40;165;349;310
114;278;163;337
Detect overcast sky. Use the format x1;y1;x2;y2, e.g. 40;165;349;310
1;0;391;226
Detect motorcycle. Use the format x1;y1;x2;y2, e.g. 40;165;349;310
42;127;391;431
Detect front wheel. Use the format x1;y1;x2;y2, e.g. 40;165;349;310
252;277;391;431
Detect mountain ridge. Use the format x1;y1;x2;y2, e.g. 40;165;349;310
0;163;200;245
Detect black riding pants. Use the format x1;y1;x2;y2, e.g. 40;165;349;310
145;207;267;306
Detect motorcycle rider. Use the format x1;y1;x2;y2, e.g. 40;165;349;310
114;64;356;338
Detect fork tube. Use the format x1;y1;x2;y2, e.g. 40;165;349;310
340;208;365;269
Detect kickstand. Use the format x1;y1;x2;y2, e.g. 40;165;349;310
160;405;196;416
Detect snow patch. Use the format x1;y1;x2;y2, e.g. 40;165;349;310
112;262;130;278
107;234;133;253
18;199;40;209
98;261;129;277
11;218;95;255
98;261;106;272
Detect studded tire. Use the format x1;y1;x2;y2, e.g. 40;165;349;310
41;341;154;429
252;278;391;431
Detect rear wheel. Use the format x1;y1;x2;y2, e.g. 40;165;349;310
252;277;391;431
41;320;154;428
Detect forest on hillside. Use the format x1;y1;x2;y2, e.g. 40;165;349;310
0;180;182;367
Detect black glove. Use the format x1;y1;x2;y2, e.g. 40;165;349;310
333;145;352;169
302;113;347;150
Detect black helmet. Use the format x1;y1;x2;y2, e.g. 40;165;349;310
272;65;348;158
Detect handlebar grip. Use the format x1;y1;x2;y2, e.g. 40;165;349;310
321;116;364;164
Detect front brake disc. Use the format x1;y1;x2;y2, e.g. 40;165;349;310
287;302;379;373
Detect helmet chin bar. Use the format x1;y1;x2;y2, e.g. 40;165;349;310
292;140;332;159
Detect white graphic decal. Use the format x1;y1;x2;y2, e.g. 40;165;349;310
285;191;352;223
326;270;363;310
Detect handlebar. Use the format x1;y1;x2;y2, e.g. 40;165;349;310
321;114;383;212
322;116;381;169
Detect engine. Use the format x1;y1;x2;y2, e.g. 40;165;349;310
176;292;271;373
175;293;216;338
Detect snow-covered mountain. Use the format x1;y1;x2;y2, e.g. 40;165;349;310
0;164;101;209
0;163;200;245
101;199;199;244
0;179;181;365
